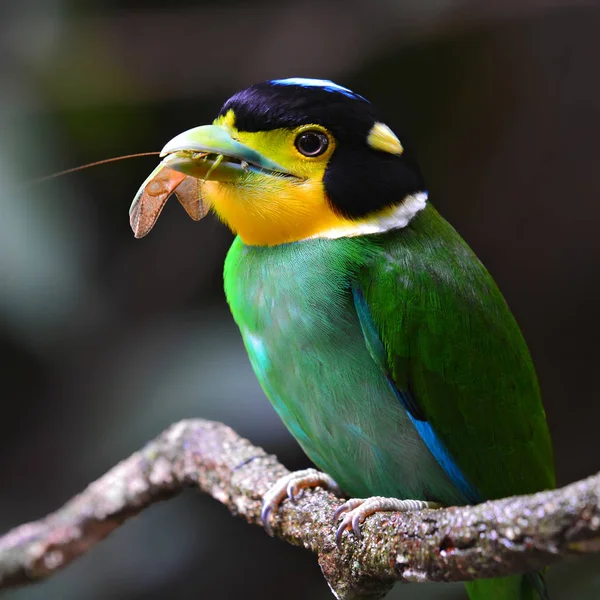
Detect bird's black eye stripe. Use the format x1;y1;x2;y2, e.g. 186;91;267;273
295;131;329;157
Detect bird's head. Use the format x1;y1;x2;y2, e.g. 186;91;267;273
135;78;427;246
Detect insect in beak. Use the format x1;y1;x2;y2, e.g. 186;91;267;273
129;162;211;238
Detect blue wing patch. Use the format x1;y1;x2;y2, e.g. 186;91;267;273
352;286;481;504
269;78;368;102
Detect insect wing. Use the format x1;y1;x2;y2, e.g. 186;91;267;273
129;165;187;238
173;176;210;221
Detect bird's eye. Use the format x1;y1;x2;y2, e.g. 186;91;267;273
295;131;329;157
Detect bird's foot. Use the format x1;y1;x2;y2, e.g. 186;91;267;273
334;496;440;547
261;468;342;536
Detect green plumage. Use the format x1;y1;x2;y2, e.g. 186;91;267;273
357;205;554;500
225;204;554;599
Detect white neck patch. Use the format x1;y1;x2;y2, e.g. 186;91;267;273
307;191;428;240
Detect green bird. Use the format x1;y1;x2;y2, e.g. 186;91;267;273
131;78;555;600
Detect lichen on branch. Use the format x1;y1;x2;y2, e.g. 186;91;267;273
0;419;598;599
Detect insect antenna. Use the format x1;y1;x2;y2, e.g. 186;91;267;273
25;152;162;186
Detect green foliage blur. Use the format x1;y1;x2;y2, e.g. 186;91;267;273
1;1;600;598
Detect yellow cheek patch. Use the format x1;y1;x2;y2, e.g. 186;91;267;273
367;122;403;155
197;121;348;246
234;125;335;179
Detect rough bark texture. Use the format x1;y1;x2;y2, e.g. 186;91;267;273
0;419;598;599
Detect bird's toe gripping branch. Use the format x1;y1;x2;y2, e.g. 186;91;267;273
261;468;342;536
334;497;441;547
260;470;442;547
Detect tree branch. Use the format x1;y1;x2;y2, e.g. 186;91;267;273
0;420;598;599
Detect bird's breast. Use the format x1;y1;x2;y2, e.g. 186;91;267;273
222;235;460;500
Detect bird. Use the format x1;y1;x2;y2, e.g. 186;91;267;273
131;77;555;600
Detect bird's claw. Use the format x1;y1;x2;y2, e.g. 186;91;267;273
260;468;342;536
334;498;368;545
334;496;440;547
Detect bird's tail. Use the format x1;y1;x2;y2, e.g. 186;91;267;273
465;573;548;600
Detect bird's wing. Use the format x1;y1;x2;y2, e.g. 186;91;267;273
353;207;555;502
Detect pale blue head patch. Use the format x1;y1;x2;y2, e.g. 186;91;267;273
270;78;368;102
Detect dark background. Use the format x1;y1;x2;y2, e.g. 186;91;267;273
1;1;600;598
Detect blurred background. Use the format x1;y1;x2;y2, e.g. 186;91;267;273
1;0;600;598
